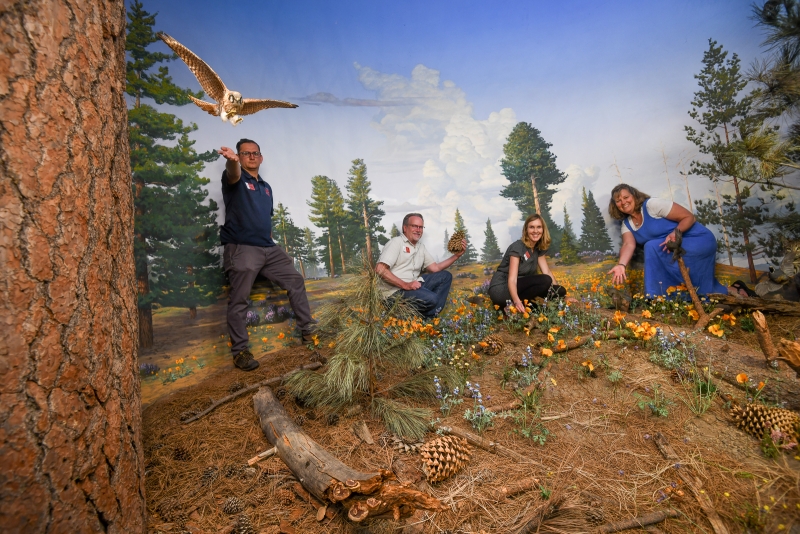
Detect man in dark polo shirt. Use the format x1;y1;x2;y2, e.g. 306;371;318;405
218;139;315;371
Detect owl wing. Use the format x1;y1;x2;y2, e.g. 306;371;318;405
189;95;219;116
240;98;299;116
780;249;796;276
157;32;227;102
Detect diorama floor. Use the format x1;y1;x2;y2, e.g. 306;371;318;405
142;261;800;534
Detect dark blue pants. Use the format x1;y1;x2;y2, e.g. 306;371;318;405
393;270;453;318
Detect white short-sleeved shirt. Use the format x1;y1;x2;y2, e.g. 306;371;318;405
377;234;436;297
620;198;673;235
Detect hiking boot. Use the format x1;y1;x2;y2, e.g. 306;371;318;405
233;349;259;371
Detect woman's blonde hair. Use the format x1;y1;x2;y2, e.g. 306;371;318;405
608;183;650;220
521;213;551;251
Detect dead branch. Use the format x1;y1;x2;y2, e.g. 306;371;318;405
253;387;446;522
753;311;779;366
247;447;277;466
487;476;541;501
695;306;725;332
673;257;708;328
652;433;729;534
182;362;322;424
511;494;569;534
777;338;800;378
709;293;800;316
597;509;679;533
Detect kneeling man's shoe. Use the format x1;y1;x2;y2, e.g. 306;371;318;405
233;349;259;371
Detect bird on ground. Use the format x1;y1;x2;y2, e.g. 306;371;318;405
157;32;298;126
756;243;798;297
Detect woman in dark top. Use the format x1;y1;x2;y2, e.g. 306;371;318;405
488;214;566;312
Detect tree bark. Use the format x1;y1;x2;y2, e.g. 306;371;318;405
0;1;145;533
253;387;447;522
530;173;541;214
709;293;800;316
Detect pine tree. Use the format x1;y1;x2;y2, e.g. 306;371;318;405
481;219;503;262
296;227;319;278
558;205;581;265
578;187;612;254
453;208;478;265
345;159;386;263
127;0;219;346
273;203;305;273
500;122;567;249
308;176;348;276
685;39;763;282
390;224;400;238
443;229;450;255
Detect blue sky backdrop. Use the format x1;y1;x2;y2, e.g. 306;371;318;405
139;0;769;262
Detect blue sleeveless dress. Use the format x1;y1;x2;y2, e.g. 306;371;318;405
623;199;726;296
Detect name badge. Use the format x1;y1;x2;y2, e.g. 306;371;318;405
246;182;256;191
404;247;410;253
523;251;531;261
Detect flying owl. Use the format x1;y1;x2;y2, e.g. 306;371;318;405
156;32;298;126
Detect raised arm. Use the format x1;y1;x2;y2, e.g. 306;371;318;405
218;146;241;184
425;238;467;273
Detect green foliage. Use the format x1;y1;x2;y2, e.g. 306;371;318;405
481;219;503;263
127;1;220;325
434;376;464;416
558;205;581;265
345;159;386;262
607;369;623;385
295;227;319;278
499;122;567;248
740;314;756;332
390;224;400;238
307;175;348;276
463;382;495;433
539;486;552;500
649;329;692;369
634;384;674;417
509;386;549;445
677;370;717;416
453;208;478;264
578;188;612;254
285;256;434;439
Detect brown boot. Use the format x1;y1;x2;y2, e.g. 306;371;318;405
233;349;259;371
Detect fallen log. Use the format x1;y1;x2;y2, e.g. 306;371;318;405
652;433;729;534
752;311;779;366
598;509;679;533
708;293;800;317
253;387;447;522
182;362;322;424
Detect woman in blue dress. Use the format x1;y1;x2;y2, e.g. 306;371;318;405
606;184;745;297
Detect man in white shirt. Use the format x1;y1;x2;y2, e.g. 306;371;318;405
376;213;466;318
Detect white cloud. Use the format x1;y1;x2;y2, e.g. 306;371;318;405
355;63;520;257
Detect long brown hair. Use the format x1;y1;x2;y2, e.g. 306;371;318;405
521;213;551;251
608;183;650;220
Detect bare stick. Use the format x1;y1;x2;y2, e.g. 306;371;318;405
487;476;541;501
652;433;729;534
708;293;800;316
247;447;277;466
598;510;679;533
753;311;779;366
182;362;322;424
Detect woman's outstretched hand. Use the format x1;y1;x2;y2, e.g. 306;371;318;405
608;264;627;285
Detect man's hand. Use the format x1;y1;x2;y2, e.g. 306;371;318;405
454;239;468;257
405;280;422;291
218;146;238;162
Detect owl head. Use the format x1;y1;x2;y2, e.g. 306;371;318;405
227;91;244;108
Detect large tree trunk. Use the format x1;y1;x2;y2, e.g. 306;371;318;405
0;2;145;533
530;173;541;214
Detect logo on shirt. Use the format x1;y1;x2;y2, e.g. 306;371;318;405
265;188;270;196
404;247;410;253
246;182;256;191
523;251;531;261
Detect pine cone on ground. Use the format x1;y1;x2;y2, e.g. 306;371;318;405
392;434;424;454
305;409;318;421
293;414;306;427
479;334;504;356
179;409;198;422
172;446;191;462
234;513;255;534
223;463;245;479
586;507;605;524
419;435;472;483
447;231;466;254
274;488;295;506
157;498;187;526
222;496;245;515
326;413;340;426
730;403;800;440
200;466;219;486
274;387;287;400
228;381;245;394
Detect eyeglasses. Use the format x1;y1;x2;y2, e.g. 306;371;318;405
239;151;262;158
407;224;425;230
